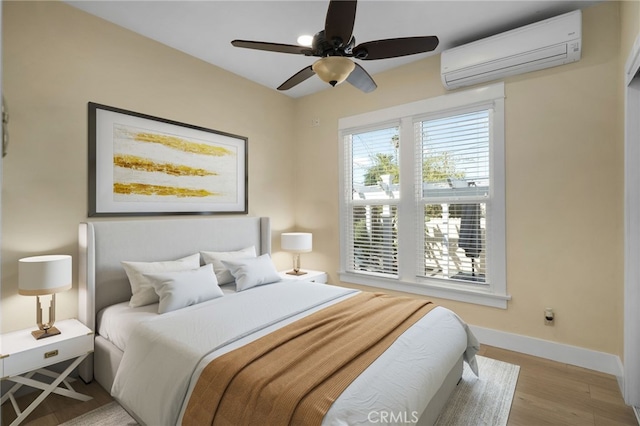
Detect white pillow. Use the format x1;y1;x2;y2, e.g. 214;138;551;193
221;253;281;292
122;253;201;308
200;246;256;285
144;264;224;314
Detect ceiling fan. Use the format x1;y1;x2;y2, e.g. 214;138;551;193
231;0;439;93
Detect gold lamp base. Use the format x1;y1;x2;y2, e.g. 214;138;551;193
286;252;308;276
31;294;61;340
31;326;61;340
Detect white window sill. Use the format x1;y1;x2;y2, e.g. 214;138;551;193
338;272;511;309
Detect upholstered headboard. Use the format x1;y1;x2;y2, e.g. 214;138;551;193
78;217;271;332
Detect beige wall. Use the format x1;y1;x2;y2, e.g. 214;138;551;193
1;1;297;332
621;0;640;63
1;1;631;358
293;1;625;356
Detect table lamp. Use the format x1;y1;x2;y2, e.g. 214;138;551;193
18;255;72;339
281;232;312;276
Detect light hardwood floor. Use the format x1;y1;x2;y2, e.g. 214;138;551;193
478;346;638;426
1;345;638;425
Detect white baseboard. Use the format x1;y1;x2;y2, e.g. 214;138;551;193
633;406;639;424
470;325;623;378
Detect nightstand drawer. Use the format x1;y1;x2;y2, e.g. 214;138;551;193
306;273;328;284
278;270;328;284
1;332;92;378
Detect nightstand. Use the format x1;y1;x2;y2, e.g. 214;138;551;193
0;318;94;426
279;269;328;284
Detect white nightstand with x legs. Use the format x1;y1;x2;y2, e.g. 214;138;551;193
0;319;94;426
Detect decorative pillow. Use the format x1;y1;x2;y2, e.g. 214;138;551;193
144;264;223;314
200;246;256;285
122;253;201;308
221;253;281;292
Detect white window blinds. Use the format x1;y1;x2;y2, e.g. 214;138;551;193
416;109;491;284
344;126;400;277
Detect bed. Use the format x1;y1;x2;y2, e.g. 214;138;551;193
77;217;478;425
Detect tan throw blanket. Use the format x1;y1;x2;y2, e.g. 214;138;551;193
183;292;437;426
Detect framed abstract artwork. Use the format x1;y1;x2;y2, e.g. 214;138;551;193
88;103;248;216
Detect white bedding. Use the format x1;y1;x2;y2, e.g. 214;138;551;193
109;281;478;426
97;284;237;352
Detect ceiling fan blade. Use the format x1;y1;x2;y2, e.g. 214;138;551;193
346;63;377;93
231;40;312;56
354;36;439;60
277;66;316;91
324;0;357;48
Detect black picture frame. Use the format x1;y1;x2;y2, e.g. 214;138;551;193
88;102;248;217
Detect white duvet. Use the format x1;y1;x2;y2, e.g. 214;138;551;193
111;281;478;426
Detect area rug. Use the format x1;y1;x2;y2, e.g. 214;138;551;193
435;355;520;426
59;401;137;426
61;355;518;426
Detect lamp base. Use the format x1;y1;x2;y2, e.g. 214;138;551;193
286;270;307;276
31;326;61;340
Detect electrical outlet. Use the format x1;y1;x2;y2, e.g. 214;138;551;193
544;307;554;325
311;117;320;127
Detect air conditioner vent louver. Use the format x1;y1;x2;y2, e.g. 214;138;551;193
441;10;581;90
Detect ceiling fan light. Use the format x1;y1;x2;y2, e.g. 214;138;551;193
297;35;314;47
312;57;355;87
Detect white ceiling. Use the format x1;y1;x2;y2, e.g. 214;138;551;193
65;0;601;98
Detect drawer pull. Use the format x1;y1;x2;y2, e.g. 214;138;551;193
44;350;59;359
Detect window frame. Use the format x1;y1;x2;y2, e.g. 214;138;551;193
338;83;509;308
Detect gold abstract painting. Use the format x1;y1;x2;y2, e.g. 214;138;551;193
89;103;247;216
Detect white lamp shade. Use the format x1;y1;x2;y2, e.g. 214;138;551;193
18;255;72;296
281;233;312;253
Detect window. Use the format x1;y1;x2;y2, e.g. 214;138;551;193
339;84;508;308
417;111;489;283
345;125;400;278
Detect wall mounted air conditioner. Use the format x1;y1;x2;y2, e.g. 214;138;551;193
441;10;581;90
